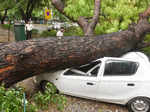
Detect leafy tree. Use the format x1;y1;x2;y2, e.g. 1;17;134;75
14;0;48;23
51;0;150;36
95;0;150;34
52;0;100;36
0;0;15;24
0;0;50;23
0;0;68;24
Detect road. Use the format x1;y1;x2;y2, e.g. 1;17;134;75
33;24;48;33
0;24;49;43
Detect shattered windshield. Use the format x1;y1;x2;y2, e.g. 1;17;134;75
75;60;101;73
64;60;101;76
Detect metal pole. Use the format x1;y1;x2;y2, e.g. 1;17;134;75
23;93;26;112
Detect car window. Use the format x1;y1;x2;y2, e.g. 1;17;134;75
104;60;139;76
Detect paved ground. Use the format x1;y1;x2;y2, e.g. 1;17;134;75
0;24;47;43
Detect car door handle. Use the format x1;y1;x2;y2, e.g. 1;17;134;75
127;83;135;86
87;82;94;85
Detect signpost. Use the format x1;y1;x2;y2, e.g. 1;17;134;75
45;9;52;20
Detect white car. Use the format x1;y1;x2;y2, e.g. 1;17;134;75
35;52;150;112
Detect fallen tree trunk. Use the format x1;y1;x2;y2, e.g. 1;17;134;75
1;9;150;87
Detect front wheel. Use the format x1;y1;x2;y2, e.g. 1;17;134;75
127;97;150;112
39;80;59;93
39;80;49;91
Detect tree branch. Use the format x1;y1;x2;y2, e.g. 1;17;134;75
77;17;88;32
139;6;150;20
51;0;75;22
19;8;26;22
51;0;64;14
136;42;150;49
89;0;101;30
51;0;101;36
0;8;12;12
84;0;101;36
26;0;32;16
1;9;8;24
28;0;35;19
15;0;27;22
51;0;88;30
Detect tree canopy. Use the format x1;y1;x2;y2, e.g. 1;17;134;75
0;0;149;37
0;0;50;22
56;0;150;34
0;0;149;33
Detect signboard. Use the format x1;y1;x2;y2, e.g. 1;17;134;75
45;9;52;20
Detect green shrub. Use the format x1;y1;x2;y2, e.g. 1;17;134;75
1;24;13;30
39;26;83;37
34;82;67;111
64;26;83;36
0;83;67;112
40;30;57;37
0;85;37;112
32;29;39;35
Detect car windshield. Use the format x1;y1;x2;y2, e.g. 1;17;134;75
75;60;101;73
64;60;101;76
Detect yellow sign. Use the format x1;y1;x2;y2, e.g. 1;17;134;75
45;9;51;20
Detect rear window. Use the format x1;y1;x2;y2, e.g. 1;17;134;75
104;60;139;76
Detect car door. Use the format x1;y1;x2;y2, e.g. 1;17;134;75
59;63;101;99
98;59;139;103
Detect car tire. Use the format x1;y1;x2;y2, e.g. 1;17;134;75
39;80;49;91
39;80;59;93
127;97;150;112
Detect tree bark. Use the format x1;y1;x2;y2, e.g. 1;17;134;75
0;13;150;87
17;0;36;23
1;9;8;24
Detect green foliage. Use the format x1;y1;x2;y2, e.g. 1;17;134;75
0;0;51;21
0;24;13;30
40;26;83;37
0;0;15;10
0;0;21;20
0;83;66;112
34;82;67;111
97;0;150;34
40;30;57;37
64;26;83;36
63;0;150;34
0;85;36;112
143;47;150;56
32;29;39;35
64;0;94;20
142;34;150;55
